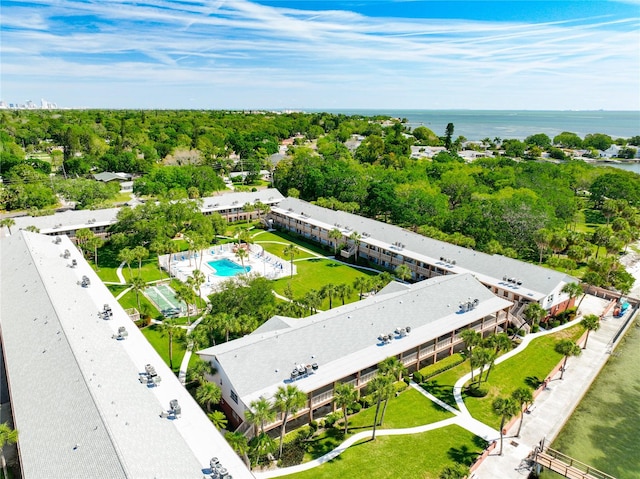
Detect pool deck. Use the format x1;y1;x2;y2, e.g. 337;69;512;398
159;243;292;298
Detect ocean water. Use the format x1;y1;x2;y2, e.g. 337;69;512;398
326;110;640;141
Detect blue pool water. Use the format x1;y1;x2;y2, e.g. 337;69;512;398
207;258;251;277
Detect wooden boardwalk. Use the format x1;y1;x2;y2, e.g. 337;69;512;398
531;441;616;479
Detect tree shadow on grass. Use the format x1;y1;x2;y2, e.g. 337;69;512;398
525;376;543;389
447;445;479;466
422;380;458;409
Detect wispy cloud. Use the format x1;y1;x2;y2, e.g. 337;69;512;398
1;0;638;109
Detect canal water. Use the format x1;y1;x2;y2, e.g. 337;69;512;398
548;316;640;479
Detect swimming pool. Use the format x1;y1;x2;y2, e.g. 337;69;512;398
207;258;251;277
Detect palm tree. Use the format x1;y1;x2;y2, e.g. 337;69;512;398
353;276;370;300
225;431;251;468
335;283;352;306
581;314;600;349
235;247;249;273
368;374;394;439
282;243;299;278
0;218;16;235
561;282;584;312
75;228;93;257
249;433;276;468
131;245;149;277
158;317;180;370
196;382;222;412
511;387;533;437
320;283;337;309
174;284;196;324
211;312;240;343
245;397;276;437
0;422;18;479
471;347;492;386
492;397;518;455
555;339;582;380
519;302;545;336
334;383;357;434
118;247;136;281
460;329;481;384
187;357;214;385
328;228;343;256
208;410;228;430
349;231;361;264
483;333;511;381
394;264;412;282
86;235;103;267
533;228;552;264
378;356;406;382
302;289;322;315
130;276;146;310
242;202;254;225
273;384;307;458
187;269;206;303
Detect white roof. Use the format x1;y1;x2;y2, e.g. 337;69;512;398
0;231;253;479
199;274;512;406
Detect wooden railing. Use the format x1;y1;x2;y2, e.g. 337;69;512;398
532;440;616;479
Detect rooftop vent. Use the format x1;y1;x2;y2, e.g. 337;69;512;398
459;298;479;312
53;237;62;244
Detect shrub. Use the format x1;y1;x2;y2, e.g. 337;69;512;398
412;370;423;383
360;394;375;408
347;402;362;415
420;353;466;380
394;381;408;394
323;412;342;429
309;420;318;433
278;441;305;467
466;386;489;398
549;320;561;329
531;324;540;333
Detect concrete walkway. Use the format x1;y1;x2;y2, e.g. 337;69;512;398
473;295;631;478
177;315;206;385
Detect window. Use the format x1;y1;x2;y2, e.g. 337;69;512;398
230;390;238;404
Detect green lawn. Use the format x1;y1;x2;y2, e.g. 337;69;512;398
252;230;332;257
421;325;585;428
346;387;453;431
294;387;453;463
272;258;375;309
284;425;485;479
141;324;188;373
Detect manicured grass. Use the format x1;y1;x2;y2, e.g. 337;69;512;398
107;284;129;297
464;325;585;428
422;325;585;424
284;425;485;479
293;387;454;463
273;258;374;309
252;230;331;257
347;387;453;432
140;324;187;373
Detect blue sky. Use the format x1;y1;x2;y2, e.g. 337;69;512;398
1;0;639;109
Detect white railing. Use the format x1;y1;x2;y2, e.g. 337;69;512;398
359;370;377;385
311;390;334;407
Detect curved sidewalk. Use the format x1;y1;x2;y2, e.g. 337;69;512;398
473;295;626;478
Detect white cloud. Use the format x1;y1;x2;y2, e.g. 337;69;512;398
1;0;638;109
